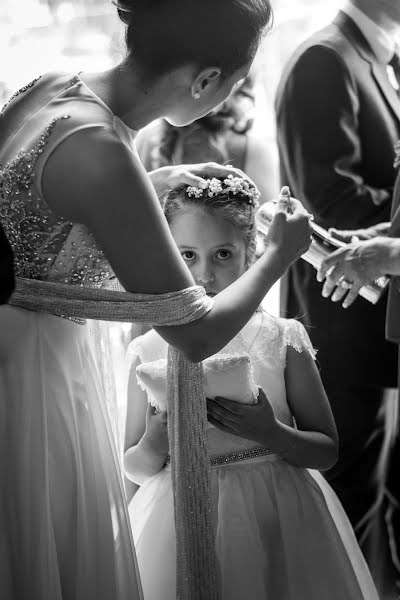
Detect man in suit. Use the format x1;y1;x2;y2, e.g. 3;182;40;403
0;221;14;305
275;0;400;581
317;162;400;587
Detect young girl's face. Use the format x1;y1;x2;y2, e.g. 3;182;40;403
170;205;247;295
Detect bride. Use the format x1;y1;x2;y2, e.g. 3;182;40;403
0;1;312;598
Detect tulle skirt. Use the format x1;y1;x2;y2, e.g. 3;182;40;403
0;306;142;600
129;453;379;600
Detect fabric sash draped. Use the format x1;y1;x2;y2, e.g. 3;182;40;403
10;276;218;600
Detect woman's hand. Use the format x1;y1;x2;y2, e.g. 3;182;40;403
142;404;169;455
206;388;278;446
266;194;313;269
148;162;250;198
317;237;400;308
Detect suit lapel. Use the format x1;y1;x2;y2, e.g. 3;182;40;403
372;63;400;122
390;171;400;234
334;11;400;123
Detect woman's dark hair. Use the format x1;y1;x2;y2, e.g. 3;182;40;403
114;0;273;77
162;180;260;268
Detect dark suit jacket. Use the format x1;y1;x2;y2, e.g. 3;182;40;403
276;11;400;386
386;169;400;344
0;220;14;304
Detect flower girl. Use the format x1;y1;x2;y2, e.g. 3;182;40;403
124;175;379;599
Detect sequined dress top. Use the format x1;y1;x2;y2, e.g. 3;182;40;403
0;72;137;288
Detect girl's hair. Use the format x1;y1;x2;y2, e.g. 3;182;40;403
114;0;273;77
162;180;260;268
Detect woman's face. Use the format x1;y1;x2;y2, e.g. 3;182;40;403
166;62;252;127
169;205;247;295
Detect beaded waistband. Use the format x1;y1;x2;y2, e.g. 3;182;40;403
165;446;275;469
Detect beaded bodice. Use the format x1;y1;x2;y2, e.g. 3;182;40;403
0;73;136;287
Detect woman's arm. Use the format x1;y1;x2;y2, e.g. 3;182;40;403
207;348;338;470
42;128;312;361
124;356;169;489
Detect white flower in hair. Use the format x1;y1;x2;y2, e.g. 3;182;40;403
187;186;204;198
207;178;223;196
186;174;260;205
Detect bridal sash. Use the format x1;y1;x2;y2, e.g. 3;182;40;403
10;276;218;600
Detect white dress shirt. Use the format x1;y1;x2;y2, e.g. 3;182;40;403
342;2;399;90
342;1;395;63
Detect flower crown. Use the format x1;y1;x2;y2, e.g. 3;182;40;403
186;174;261;206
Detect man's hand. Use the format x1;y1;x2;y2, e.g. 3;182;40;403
329;222;391;243
317;237;400;308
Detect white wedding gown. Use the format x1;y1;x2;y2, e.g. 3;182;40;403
0;73;143;599
127;311;380;600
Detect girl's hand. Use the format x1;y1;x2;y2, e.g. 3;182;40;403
148;162;250;198
266;192;313;269
206;388;277;446
142;403;169;455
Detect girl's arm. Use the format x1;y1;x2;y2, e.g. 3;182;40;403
207;347;338;470
43;128;312;361
123;356;169;490
269;347;338;470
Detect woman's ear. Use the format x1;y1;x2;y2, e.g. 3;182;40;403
191;67;222;100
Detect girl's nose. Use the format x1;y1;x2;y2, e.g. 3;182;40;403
195;263;216;286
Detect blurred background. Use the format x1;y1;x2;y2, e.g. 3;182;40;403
1;0;343;129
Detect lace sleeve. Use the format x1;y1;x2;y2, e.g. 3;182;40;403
279;319;317;362
126;336;145;370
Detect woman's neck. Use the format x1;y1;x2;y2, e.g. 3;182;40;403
79;63;174;130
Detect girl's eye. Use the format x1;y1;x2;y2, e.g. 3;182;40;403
216;249;232;260
181;251;196;262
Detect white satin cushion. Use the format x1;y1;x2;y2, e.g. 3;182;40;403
136;353;258;412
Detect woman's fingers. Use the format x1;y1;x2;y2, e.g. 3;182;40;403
187;162;252;183
176;171;207;188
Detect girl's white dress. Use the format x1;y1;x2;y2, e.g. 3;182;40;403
127;311;379;600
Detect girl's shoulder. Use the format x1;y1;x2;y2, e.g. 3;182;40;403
255;310;317;363
127;329;168;367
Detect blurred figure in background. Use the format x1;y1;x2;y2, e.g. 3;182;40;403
136;73;276;203
275;0;400;594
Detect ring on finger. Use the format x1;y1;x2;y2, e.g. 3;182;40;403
339;277;352;290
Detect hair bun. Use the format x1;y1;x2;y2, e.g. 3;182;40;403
112;0;134;24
